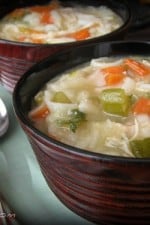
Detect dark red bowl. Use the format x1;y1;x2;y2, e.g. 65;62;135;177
0;0;131;93
13;41;150;225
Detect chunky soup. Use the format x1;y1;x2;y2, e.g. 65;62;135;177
0;0;123;44
29;56;150;158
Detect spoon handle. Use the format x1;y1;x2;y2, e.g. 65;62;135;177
0;98;9;137
0;200;7;225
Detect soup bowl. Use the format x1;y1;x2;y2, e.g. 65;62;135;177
0;0;131;93
13;41;150;225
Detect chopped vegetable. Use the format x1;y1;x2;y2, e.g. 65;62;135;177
29;104;49;121
101;65;125;85
132;97;150;115
40;12;54;24
124;58;150;77
130;138;150;158
57;109;86;132
52;91;71;103
29;0;59;27
100;88;131;116
105;73;125;85
102;65;125;75
67;28;90;41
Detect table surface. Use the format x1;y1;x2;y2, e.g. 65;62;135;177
0;22;149;225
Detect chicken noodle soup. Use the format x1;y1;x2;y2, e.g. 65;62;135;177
0;0;123;44
29;56;150;158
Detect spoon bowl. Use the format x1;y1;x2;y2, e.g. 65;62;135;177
0;98;9;137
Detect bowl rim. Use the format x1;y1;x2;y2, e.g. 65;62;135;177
0;0;132;47
13;40;150;163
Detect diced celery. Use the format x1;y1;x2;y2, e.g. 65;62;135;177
100;88;131;116
52;91;71;103
69;71;78;77
130;138;150;158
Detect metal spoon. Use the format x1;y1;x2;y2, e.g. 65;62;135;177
0;98;9;137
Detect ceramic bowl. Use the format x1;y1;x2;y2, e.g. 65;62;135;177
0;0;131;93
13;41;150;225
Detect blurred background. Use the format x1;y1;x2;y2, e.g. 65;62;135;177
125;0;150;40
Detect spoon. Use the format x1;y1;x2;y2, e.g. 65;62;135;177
0;98;9;137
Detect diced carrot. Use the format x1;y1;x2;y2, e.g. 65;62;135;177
105;73;124;85
67;28;90;41
132;97;150;115
40;12;53;24
124;58;150;77
102;65;125;75
29;104;50;121
101;65;125;85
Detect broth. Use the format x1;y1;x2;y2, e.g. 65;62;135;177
29;56;150;158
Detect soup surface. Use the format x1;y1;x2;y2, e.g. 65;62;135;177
0;0;123;44
29;56;150;158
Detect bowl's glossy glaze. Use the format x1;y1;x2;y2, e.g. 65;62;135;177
0;0;131;93
13;41;150;225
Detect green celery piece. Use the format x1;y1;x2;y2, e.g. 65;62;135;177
52;91;71;103
69;71;78;77
100;88;131;116
130;138;150;158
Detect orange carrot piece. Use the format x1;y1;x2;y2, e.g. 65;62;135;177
29;104;50;121
132;97;150;115
124;58;150;76
105;73;124;85
101;65;125;85
102;65;125;75
68;28;90;41
40;12;53;24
